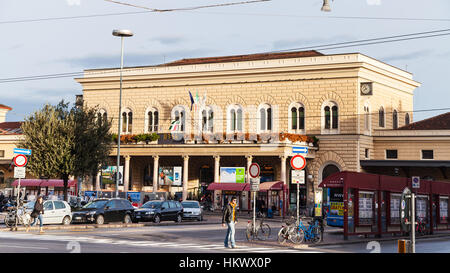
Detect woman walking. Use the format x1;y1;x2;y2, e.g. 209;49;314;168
27;195;45;233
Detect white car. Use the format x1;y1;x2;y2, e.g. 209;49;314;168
25;200;72;225
181;201;203;221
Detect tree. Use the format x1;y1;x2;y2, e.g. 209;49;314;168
19;101;112;201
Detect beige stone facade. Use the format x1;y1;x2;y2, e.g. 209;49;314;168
76;51;425;210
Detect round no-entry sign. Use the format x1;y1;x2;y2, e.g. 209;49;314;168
291;155;306;170
249;163;260;178
14;154;28;167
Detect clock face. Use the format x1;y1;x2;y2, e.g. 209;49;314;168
361;83;372;95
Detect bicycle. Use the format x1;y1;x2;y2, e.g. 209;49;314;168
246;216;271;241
416;218;428;236
277;216;296;244
289;217;323;244
4;204;32;230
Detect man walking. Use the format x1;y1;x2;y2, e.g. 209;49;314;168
222;196;238;249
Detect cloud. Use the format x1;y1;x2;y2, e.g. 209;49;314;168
60;48;217;69
366;0;382;5
272;35;356;51
66;0;81;6
152;36;185;45
381;50;432;62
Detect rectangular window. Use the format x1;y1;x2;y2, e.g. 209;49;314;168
386;150;398;159
365;149;369;159
390;193;401;225
422;150;434;160
440;197;448;224
0;150;4;158
358;191;374;225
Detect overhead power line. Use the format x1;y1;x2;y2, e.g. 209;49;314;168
1;28;450;84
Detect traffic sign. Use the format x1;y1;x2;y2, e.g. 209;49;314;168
292;146;308;154
250;177;260;192
14;167;26;179
290;155;306;170
412;176;420;189
13;148;32;156
292;170;305;184
400;187;412;232
13;154;28;167
249;163;260;178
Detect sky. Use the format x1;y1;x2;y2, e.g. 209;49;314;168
1;0;450;122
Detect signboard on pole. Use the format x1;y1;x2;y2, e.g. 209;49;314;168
400;187;412;232
13;148;32;156
291;170;305;184
290;155;306;170
250;177;260;192
412;176;420;189
249;163;260;179
14;167;26;179
13;154;28;167
292;146;308;155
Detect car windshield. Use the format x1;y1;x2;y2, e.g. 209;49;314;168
25;201;35;209
142;202;161;209
182;202;200;208
82;200;108;209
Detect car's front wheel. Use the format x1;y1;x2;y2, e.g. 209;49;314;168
96;215;104;225
175;214;182;223
62;216;71;225
153;214;161;223
123;214;131;224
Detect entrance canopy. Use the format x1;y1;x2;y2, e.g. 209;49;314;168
207;183;249;191
12;179;77;188
259;181;285;192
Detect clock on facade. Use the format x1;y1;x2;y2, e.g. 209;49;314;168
360;82;373;95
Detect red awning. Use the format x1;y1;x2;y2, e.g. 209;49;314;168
318;172;345;188
207;183;249;191
12;179;77;187
259;181;284;192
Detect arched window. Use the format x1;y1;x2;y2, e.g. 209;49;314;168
172;106;186;132
201;106;214;133
289;102;305;132
121;108;132;133
405;113;410;125
364;104;370;132
258;104;272;132
379;107;385;128
146;108;159;132
393;109;398;129
323;101;338;131
228;104;243;132
97;109;107;125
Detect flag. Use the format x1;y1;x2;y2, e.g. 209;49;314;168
188;91;194;111
169;119;181;131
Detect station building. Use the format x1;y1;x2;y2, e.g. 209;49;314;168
74;49;448;213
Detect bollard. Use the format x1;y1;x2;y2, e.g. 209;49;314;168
398;239;411;253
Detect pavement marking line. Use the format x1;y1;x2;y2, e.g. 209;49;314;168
3;245;49;250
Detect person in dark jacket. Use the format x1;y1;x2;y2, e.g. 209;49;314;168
27;195;44;233
222;196;238;248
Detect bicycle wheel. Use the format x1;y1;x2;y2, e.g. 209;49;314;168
277;226;290;244
4;215;12;228
289;227;304;244
246;222;255;241
257;224;271;240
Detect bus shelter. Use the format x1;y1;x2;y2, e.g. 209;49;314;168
319;171;450;240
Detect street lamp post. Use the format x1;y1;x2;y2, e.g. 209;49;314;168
112;29;133;198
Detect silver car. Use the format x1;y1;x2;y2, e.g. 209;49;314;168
181;201;203;221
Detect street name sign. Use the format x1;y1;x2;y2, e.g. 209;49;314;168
13;148;32;156
14;167;26;179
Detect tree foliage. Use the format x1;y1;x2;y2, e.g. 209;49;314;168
19;100;112;201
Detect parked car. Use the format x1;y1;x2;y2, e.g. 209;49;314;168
133;200;183;223
71;198;135;225
181;201;203;221
25;200;72;225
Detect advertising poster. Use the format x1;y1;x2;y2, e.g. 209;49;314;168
101;166;123;185
390;194;401;224
220;167;245;183
159;167;183;186
416;197;427;220
330;202;344;216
